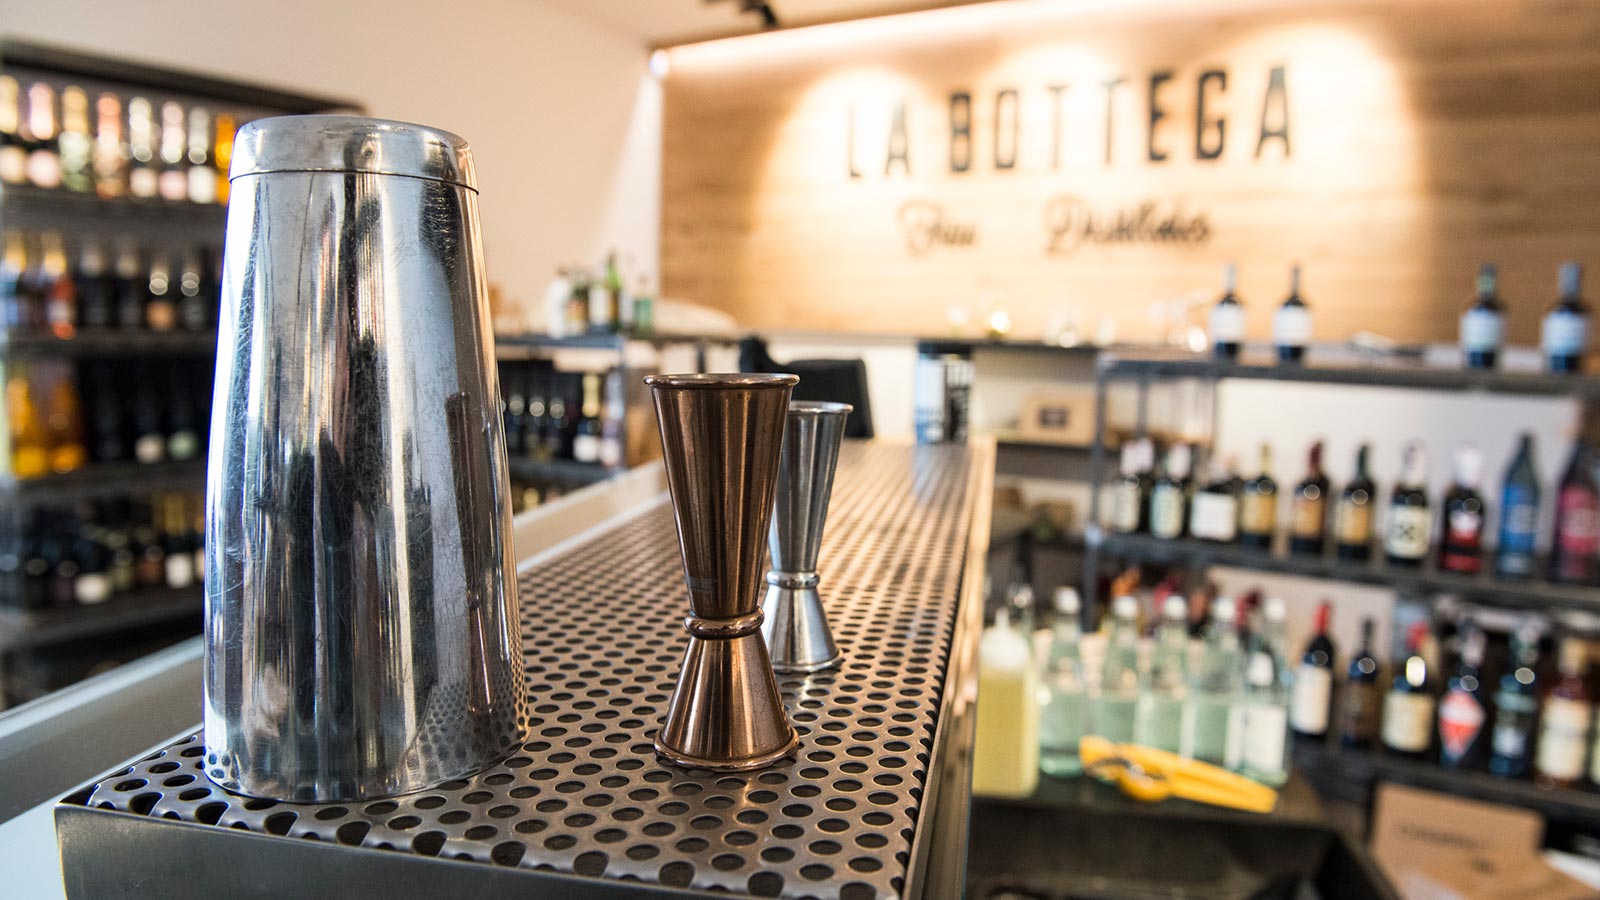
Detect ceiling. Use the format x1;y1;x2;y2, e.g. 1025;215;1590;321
540;0;985;47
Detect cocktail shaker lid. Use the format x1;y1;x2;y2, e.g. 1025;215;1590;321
230;115;476;190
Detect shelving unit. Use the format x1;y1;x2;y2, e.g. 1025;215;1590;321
0;41;356;706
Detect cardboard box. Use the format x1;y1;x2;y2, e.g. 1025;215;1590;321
1016;388;1096;446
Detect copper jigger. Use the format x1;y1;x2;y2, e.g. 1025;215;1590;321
762;401;853;673
646;373;801;771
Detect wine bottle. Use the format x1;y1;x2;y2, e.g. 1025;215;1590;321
599;368;625;469
1338;617;1382;750
503;366;528;456
1289;440;1329;555
1334;443;1377;561
1535;636;1593;789
132;370;167;464
1435;623;1489;770
1549;437;1600;585
1438;444;1486;574
161;496;195;589
1542;262;1589;374
1187;455;1238;543
1107;438;1150;534
1209;262;1245;360
213;112;235;205
132;500;166;588
113;241;147;330
24;82;62;189
1272;264;1310;364
57;86;93;193
40;231;75;340
1460;263;1504;370
601;251;624;333
1488;621;1542;779
186;107;215;204
0;75;24;185
1;230;24;330
145;251;176;332
157;102;187;202
546;383;571;459
565;269;591;336
71;519;112;606
76;240;114;329
44;374;87;474
1147;443;1190;540
1382;621;1436;760
92;92;126;199
1290;600;1336;742
46;518;78;609
1238;443;1277;550
176;246;211;331
1496;432;1541;579
525;370;549;461
126;97;158;199
573;372;603;464
87;364;127;463
8;371;51;479
165;366;200;462
1384;441;1431;567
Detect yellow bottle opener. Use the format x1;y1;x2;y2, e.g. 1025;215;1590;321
1079;735;1279;814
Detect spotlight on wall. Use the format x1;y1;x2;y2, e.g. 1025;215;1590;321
649;49;671;79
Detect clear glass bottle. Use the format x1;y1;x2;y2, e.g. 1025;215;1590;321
1093;594;1143;743
1235;598;1293;785
1137;594;1189;753
1039;587;1089;777
1184;596;1240;764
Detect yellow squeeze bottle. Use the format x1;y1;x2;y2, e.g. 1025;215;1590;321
972;608;1040;798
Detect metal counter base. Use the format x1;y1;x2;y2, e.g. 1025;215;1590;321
56;440;993;900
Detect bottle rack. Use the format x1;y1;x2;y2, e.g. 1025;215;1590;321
0;40;355;706
1079;345;1600;819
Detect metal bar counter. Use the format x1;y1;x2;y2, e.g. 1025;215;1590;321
54;439;994;900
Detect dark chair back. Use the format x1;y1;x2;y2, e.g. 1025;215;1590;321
738;337;875;439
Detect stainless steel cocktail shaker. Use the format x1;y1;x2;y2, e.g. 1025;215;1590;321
203;116;527;802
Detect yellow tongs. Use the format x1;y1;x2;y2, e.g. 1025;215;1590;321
1078;735;1279;814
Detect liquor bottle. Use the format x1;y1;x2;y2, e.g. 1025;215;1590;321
526;371;550;461
565;269;591;336
46;520;79;608
0;75;24;184
599;368;625;469
1488;621;1541;779
601;251;624;332
1238;443;1277;550
213;112;235;205
1237;600;1292;785
1542;262;1589;373
186;107;215;204
1137;595;1189;753
1290;601;1337;742
10;370;53;479
76;240;114;329
15;232;45;330
44;375;87;474
573;372;603;464
1335;444;1377;561
132;501;166;588
177;247;211;331
1273;264;1311;364
144;251;176;331
1339;617;1382;749
1107;438;1150;534
1006;580;1036;639
1039;587;1089;776
1094;594;1143;743
161;496;196;589
1382;622;1436;759
72;518;112;606
157;102;187;202
1184;596;1241;764
1384;441;1431;567
104;502;135;595
503;368;528;455
971;608;1039;798
165;367;200;462
1289;440;1329;555
1148;443;1191;540
545;385;571;459
92;92;126;199
114;241;147;329
1460;263;1504;370
87;365;127;463
24;82;62;189
1187;455;1238;543
126;97;158;199
0;231;23;328
1438;444;1486;574
40;231;76;339
1549;437;1600;585
132;372;167;464
1209;262;1244;360
1496;432;1541;579
1535;637;1592;789
631;275;655;337
57;86;92;193
189;494;206;580
1438;624;1490;770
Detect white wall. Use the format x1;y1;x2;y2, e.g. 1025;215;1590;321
0;0;660;323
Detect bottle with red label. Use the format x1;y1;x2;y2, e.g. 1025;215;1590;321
1439;444;1486;574
1535;636;1593;789
1549;437;1600;585
1437;624;1490;770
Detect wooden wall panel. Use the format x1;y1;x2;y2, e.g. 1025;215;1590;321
661;0;1600;345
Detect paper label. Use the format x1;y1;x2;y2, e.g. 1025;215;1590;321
1210;303;1245;342
1189;492;1237;541
1382;691;1435;752
1384;506;1431;558
1460;308;1504;352
1290;665;1332;734
1438;689;1486;762
1244;703;1289;775
1273;305;1311;346
1108;481;1141;532
1543;309;1589;355
1537;698;1593;780
1149;484;1185;539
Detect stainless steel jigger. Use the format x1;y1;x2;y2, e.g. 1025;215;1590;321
762;401;853;673
203;116;528;802
646;373;801;771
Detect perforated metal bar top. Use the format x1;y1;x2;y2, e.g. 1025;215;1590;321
65;441;981;900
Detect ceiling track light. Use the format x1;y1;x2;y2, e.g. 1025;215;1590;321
705;0;780;29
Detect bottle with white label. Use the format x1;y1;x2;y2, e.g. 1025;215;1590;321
1542;261;1588;374
1535;637;1593;789
1490;621;1542;778
1382;622;1436;759
1107;439;1150;534
1137;595;1190;753
1238;637;1291;786
1272;264;1311;364
1210;262;1245;360
1147;444;1191;540
1188;455;1239;542
1384;442;1431;567
1290;600;1336;742
1184;596;1241;764
1460;263;1505;370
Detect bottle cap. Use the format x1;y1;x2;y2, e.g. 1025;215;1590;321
1212;596;1236;622
1112;594;1138;620
1264;597;1286;622
1162;595;1188;620
1052;586;1080;614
